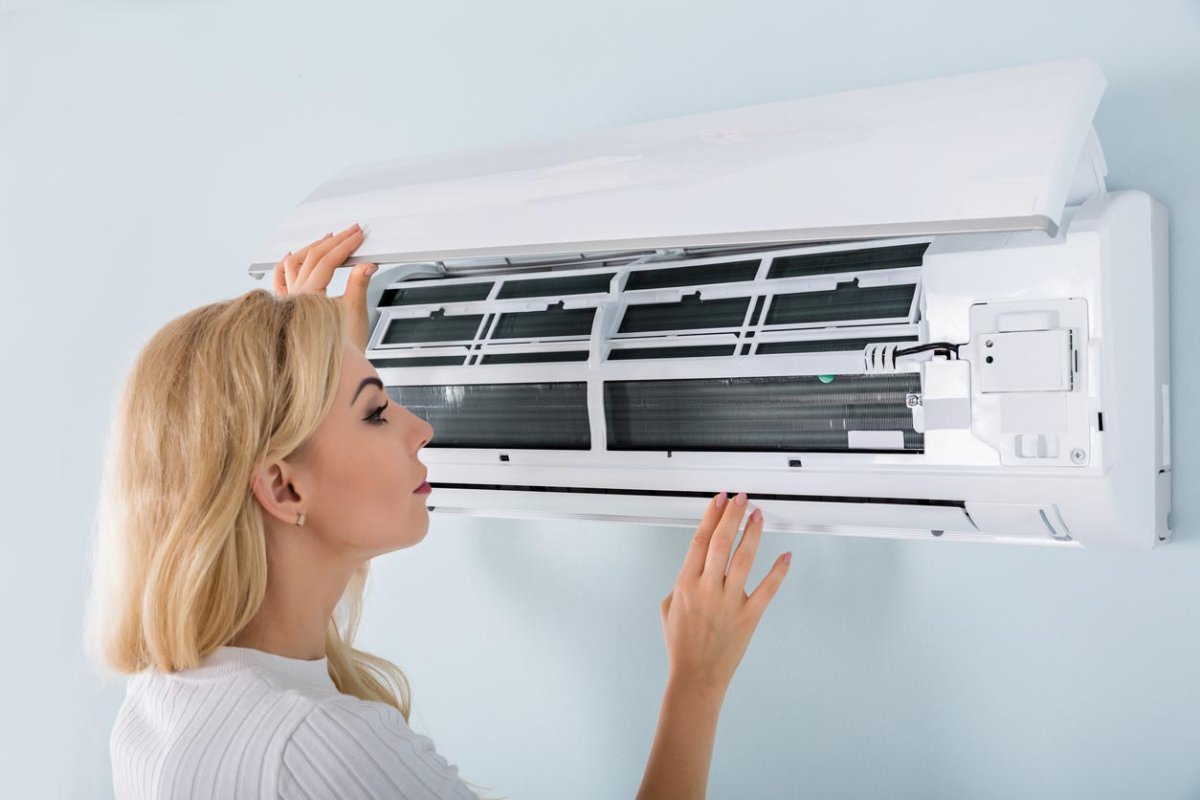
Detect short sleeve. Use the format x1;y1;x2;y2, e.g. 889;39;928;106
278;693;480;800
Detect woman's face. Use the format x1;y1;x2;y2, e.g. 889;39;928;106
259;339;435;560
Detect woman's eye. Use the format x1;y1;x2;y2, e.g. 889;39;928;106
365;401;389;424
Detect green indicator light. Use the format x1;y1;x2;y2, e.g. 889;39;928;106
818;374;835;384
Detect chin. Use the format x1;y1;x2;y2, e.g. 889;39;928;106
397;516;430;547
408;522;432;546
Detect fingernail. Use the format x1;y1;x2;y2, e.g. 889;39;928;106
783;552;792;565
366;265;378;276
715;491;727;509
750;508;761;523
735;491;747;506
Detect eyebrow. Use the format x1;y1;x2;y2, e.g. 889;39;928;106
351;376;385;406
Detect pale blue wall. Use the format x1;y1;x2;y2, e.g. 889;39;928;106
2;2;1196;798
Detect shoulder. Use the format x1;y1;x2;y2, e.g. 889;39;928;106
280;694;479;799
110;668;332;798
120;663;338;722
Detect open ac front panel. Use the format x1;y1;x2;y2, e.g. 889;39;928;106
362;191;1170;551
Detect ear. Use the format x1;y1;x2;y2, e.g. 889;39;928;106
250;460;307;527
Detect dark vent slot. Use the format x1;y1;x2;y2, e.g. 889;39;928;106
430;481;964;508
765;282;915;326
480;350;590;365
497;272;615;299
624;260;761;291
370;356;468;368
748;296;766;327
604;374;922;452
609;344;737;361
379;282;494;307
383;311;485;345
619;294;751;334
387;383;590;449
492;303;596;339
767;243;929;280
756;335;919;355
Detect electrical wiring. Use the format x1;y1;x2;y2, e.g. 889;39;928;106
892;341;964;360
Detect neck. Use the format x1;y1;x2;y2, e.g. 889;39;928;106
231;520;362;661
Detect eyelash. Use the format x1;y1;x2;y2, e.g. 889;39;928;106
365;400;389;425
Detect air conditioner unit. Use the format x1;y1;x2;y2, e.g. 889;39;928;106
248;58;1171;550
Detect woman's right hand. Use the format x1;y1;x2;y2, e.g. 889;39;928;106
271;224;378;351
659;492;791;692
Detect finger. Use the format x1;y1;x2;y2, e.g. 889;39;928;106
298;228;364;292
283;248;306;290
343;261;377;307
726;506;764;596
272;258;289;295
284;233;332;286
341;262;378;351
297;226;362;289
746;551;792;618
677;493;729;584
702;492;750;584
292;231;334;262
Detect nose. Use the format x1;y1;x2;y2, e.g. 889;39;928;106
416;417;433;449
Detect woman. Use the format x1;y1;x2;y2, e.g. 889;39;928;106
86;223;793;799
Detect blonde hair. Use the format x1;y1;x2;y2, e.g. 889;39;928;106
86;288;500;798
87;289;504;800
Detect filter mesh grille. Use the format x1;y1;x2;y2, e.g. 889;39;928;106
605;374;921;452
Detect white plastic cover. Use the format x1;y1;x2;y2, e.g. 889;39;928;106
248;58;1107;274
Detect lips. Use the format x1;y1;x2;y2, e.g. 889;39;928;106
414;473;428;491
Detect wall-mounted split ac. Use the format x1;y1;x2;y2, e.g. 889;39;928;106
248;58;1171;550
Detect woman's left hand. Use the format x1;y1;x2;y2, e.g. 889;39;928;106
272;223;378;351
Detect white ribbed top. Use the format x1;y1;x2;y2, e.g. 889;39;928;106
109;645;479;799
